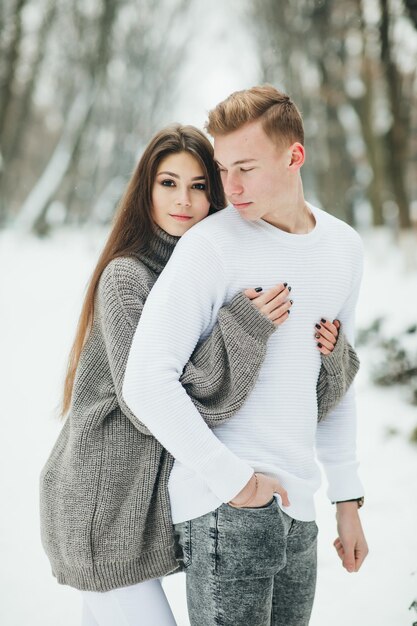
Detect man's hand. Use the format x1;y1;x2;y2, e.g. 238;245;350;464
229;473;290;508
334;502;369;572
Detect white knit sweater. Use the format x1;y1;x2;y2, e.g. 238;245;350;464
123;203;364;523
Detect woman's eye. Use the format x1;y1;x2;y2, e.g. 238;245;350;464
193;183;206;191
161;179;175;187
240;168;254;173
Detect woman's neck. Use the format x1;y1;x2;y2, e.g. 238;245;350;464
136;223;180;274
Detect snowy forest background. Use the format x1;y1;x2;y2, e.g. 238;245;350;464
1;0;417;625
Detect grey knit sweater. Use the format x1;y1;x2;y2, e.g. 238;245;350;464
40;225;359;592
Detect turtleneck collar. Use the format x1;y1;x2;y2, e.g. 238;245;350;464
136;223;180;275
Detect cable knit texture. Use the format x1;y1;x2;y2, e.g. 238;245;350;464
40;222;359;592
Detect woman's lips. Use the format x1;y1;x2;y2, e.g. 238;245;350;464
170;214;192;221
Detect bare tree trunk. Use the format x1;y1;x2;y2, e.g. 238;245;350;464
403;0;417;28
4;0;192;230
63;0;191;224
0;0;29;223
15;0;119;232
352;84;385;226
59;0;118;223
310;1;356;223
0;0;28;142
6;0;57;164
251;0;357;223
379;0;411;228
0;2;6;52
13;87;97;232
349;1;386;226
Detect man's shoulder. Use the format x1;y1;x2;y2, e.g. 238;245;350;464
315;205;363;251
179;205;244;246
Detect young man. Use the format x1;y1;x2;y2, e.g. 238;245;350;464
123;85;368;625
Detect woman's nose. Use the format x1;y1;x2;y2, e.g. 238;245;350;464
175;190;191;207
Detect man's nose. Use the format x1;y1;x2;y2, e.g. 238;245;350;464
223;172;243;197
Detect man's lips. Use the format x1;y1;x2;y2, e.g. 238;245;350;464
169;214;193;221
232;202;252;210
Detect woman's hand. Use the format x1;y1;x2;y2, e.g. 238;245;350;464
244;283;293;326
228;473;290;509
315;318;340;355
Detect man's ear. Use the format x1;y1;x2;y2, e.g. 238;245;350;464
288;142;305;170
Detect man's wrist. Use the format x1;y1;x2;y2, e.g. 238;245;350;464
229;473;258;507
229;473;257;506
333;497;364;509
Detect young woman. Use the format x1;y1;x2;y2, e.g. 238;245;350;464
40;124;359;626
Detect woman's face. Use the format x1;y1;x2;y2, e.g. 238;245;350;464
151;151;211;236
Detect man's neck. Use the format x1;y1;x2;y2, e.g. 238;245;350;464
262;198;315;235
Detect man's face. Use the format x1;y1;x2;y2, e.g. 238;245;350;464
214;120;293;222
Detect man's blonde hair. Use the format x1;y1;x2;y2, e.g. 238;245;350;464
206;85;304;149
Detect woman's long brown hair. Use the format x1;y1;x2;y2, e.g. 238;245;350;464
62;124;226;416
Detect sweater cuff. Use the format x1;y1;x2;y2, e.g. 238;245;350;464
320;327;347;377
197;444;254;503
227;292;277;341
323;461;364;503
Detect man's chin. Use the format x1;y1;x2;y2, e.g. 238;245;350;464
231;204;258;221
239;210;259;222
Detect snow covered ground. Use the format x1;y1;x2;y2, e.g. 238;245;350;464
1;226;416;626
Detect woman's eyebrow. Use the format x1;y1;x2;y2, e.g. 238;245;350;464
157;171;206;181
157;171;180;179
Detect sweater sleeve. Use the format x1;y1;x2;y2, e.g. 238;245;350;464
315;236;364;502
316;326;360;422
97;258;154;436
180;291;276;428
123;232;255;504
99;258;275;437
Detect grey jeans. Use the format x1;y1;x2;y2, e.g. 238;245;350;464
174;497;318;626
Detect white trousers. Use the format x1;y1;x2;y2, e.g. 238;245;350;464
81;578;177;626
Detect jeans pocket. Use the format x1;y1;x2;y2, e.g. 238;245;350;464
226;496;276;512
217;499;286;580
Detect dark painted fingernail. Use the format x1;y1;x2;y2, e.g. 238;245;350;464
321;318;326;323
290;300;293;305
254;287;263;292
283;282;288;287
288;286;292;292
315;333;320;339
315;323;321;329
318;342;322;348
287;309;290;314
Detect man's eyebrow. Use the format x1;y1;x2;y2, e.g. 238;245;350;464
214;159;257;167
156;171;206;181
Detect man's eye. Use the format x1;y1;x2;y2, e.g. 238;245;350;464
193;183;206;191
161;179;175;187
